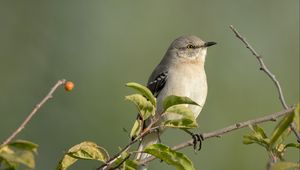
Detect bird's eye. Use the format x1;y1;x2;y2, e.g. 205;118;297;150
186;44;194;49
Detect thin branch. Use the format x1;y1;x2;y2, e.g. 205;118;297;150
97;118;160;170
1;79;67;146
139;107;295;165
229;25;288;108
229;25;300;142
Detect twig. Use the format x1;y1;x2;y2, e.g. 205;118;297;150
1;79;66;146
229;25;288;108
139;107;295;165
97;119;160;170
229;25;300;143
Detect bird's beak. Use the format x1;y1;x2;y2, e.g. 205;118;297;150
204;41;217;47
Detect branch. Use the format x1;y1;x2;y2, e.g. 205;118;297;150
229;25;300;142
229;25;288;108
139;107;295;165
1;79;67;146
97;118;160;170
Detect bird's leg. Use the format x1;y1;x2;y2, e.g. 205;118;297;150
154;128;165;163
183;129;204;151
156;128;162;144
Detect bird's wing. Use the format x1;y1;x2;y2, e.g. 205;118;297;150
147;71;168;97
131;69;168;141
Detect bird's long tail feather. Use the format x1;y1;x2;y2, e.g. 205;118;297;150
136;132;158;170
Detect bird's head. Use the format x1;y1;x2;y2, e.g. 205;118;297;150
167;35;216;63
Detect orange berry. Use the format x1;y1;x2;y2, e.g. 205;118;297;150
64;81;74;91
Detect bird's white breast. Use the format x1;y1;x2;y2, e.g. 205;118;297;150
157;62;207;119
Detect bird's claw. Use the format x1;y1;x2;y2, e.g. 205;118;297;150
191;133;204;151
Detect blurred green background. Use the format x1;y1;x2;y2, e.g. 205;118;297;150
0;1;299;170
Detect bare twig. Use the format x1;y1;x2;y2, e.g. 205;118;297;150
229;25;300;143
229;25;288;108
1;79;67;146
139;107;295;165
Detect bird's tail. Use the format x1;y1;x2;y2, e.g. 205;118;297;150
136;132;159;170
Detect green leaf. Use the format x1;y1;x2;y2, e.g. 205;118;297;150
284;143;300;149
242;135;256;145
144;144;195;170
67;141;109;161
123;159;138;170
0;145;35;169
57;141;109;170
126;82;156;107
243;134;270;148
163;105;198;129
276;104;300;145
165;105;195;120
271;161;300;170
57;155;77;170
0;140;38;169
243;125;270;148
8;140;38;153
125;94;155;120
3;166;17;170
251;124;268;139
270;111;295;146
0;162;17;170
164;118;198;129
0;148;18;169
163;95;200;111
109;151;133;169
277;128;292;145
130;119;143;139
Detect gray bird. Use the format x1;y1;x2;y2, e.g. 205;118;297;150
137;35;216;167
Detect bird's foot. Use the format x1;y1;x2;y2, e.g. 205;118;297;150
191;133;204;151
183;129;204;151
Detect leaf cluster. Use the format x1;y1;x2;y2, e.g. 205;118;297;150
243;104;300;170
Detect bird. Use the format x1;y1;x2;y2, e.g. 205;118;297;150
136;35;216;166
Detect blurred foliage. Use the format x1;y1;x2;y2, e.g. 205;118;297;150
0;140;38;169
0;1;299;170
